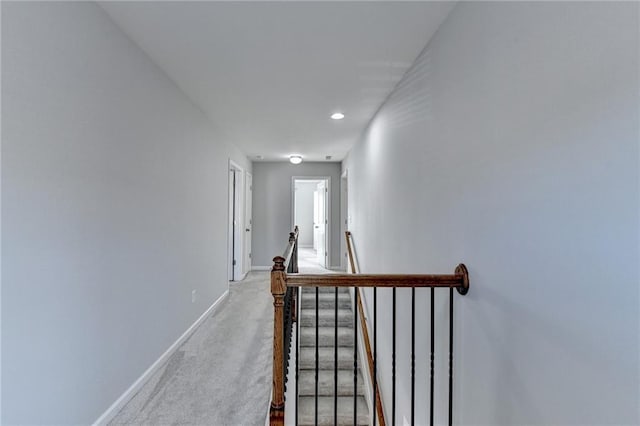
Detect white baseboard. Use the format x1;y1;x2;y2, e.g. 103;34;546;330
329;265;346;272
92;290;230;425
252;266;272;271
264;389;273;426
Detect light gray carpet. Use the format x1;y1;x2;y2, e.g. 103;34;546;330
110;272;273;426
297;248;333;274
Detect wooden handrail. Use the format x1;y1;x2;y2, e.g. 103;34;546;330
346;231;387;426
346;230;357;274
287;272;469;290
279;226;299;272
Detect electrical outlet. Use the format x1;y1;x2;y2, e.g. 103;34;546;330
191;290;197;303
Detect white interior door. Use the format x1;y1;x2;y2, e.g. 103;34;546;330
228;166;243;281
244;173;252;274
341;173;348;271
313;190;319;251
228;169;235;281
316;181;327;267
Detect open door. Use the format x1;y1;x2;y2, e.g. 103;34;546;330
228;162;244;281
315;180;327;267
341;170;348;271
293;176;330;269
244;173;252;274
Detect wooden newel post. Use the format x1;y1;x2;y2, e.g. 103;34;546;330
270;256;287;426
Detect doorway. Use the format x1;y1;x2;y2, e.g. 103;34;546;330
228;161;245;281
292;177;330;269
340;170;348;272
244;172;253;276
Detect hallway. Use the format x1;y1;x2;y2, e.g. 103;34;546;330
110;273;273;426
3;2;638;425
298;247;333;274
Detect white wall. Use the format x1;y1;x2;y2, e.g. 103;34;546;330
252;162;341;268
1;3;250;424
344;2;639;425
294;181;318;247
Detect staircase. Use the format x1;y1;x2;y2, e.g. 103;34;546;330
270;229;469;426
297;287;369;425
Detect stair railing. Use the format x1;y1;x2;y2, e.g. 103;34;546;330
270;226;299;426
269;228;470;426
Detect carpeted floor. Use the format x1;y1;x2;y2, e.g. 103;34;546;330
297;248;333;274
110;272;274;426
109;250;331;426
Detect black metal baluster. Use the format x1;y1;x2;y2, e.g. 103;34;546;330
392;287;396;426
448;288;454;426
315;287;319;426
334;287;338;425
373;287;377;426
296;287;300;426
430;287;435;426
283;287;294;396
354;288;359;426
411;287;415;426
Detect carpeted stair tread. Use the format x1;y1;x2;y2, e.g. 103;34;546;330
299;309;353;327
310;287;350;295
301;292;352;309
298;347;354;370
298;369;365;396
300;327;354;347
297;396;369;426
295;283;369;424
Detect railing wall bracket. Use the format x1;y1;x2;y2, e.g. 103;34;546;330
455;263;469;295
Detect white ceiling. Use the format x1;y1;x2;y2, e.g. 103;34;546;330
100;1;455;162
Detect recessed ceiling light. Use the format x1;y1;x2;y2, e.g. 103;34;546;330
331;112;345;120
289;155;303;165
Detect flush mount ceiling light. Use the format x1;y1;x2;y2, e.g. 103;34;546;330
289;155;303;165
331;112;345;120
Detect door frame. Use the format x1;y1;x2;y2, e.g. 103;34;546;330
340;169;348;272
243;172;253;276
291;176;331;269
228;160;245;281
